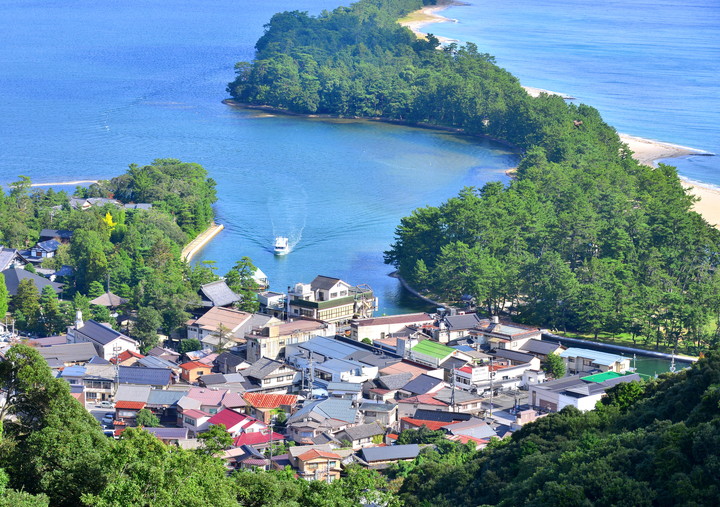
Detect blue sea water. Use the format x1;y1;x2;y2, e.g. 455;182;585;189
425;0;720;186
0;0;514;315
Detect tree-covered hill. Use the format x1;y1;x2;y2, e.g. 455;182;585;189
396;350;720;506
227;0;720;352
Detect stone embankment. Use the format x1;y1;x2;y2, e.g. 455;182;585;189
181;222;224;262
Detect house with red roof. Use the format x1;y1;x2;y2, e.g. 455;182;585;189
115;400;147;426
295;448;343;482
181;409;212;436
206;408;266;437
242;392;298;424
109;349;145;366
179;360;212;383
233;430;285;450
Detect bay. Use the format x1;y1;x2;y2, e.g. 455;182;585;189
0;0;515;315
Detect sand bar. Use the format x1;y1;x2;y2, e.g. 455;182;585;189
29;179;99;187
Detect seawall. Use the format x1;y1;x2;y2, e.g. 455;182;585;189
181;222;224;262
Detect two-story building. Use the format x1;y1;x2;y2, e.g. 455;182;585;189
67;317;140;360
245;318;334;363
287;276;375;324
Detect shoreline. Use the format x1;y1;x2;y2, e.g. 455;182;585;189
400;3;718;227
29;179;99;187
181;222;224;262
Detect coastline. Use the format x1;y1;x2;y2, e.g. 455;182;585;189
181;222;224;262
397;1;462;44
29;179;99;187
400;3;719;228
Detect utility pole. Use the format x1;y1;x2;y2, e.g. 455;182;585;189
489;357;495;420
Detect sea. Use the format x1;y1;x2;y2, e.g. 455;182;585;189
0;0;712;371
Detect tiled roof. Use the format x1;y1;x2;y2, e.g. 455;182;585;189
111;350;145;363
361;444;420;462
2;267;63;295
180;361;210;370
401;417;450;431
207;408;253;429
298;448;341;461
354;313;433;327
189;306;250;331
377;372;413;390
397;394;448;407
118;366;172;386
400;374;445;395
146;389;185;406
115;385;151;403
243;392;298;409
199;281;241;307
89;291;128;307
233;431;284;447
186;387;227;405
76;319;135;346
115;400;146;410
144;427;188;440
37;342;97;363
310;275;343;291
337;422;384;441
138;355;178;370
411;340;455;360
182;409;210;420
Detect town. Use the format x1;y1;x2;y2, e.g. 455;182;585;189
1;251;645;478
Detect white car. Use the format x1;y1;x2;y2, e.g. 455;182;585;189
96;401;114;409
101;413;115;426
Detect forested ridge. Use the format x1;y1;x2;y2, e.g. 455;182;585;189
228;0;720;354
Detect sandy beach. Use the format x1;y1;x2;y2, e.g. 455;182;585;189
398;1;460;44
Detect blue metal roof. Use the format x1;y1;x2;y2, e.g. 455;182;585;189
560;347;627;366
118;366;172;386
61;365;86;377
361;444;420;462
300;336;360;359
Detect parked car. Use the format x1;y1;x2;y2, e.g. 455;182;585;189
101;413;115;426
96;401;114;409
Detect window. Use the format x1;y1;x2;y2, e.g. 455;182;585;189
86;392;97;399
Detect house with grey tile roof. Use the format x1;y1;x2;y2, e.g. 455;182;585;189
37;342;98;366
0;247;28;271
2;268;63;296
198;280;241;308
335;422;385;449
359;402;398;426
398;373;446;398
67;318;139;360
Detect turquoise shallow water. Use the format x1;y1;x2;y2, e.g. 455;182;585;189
423;0;720;187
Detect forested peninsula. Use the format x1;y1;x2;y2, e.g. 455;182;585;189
228;0;720;355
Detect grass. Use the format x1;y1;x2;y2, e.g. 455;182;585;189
554;330;696;356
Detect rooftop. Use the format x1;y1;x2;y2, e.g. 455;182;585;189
411;340;455;360
560;347;628;367
188;306;251;331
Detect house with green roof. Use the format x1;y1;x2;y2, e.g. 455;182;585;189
408;340;457;368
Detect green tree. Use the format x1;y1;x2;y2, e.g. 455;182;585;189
12;279;40;332
135;409;160;428
133;307;162;353
39;286;63;336
543;352;566;378
198;424;233;456
0;273;9;318
178;338;202;355
225;257;260;313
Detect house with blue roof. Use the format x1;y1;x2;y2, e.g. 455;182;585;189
559;347;631;374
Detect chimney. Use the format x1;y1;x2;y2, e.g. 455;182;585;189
492;315;499;325
75;310;84;329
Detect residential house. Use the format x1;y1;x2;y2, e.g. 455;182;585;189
146;388;186;421
180;361;213;383
359;402;398;426
0;247;28;271
350;313;434;342
257;291;286;319
198;280;242;308
400;339;459;369
471;317;542;351
529;371;642;412
242;392;298;424
205;408;266;437
39;229;73;243
115;400;147;426
335;422;385;449
89;291;129;309
397;373;446;399
60;363;116;402
29;239;60;260
181;409;212;436
435;312;484;343
245;318;333;362
2;267;63;296
287;276;375;324
110;349;145;367
295;448;343;482
147;346;181;364
241;357;300;393
185;306;253;348
118;366;173;388
560;347;632;374
359;444;420;469
37;342;97;366
68;197;122;210
198;373;246;390
67;318;140;360
325;382;363;402
214;351;249;374
518;339;565;360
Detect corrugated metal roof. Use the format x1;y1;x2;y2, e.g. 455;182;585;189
411;340;454;360
361;444;420;462
560;347;627;366
118;366;172;386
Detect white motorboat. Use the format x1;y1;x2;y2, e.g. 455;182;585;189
274;236;289;255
